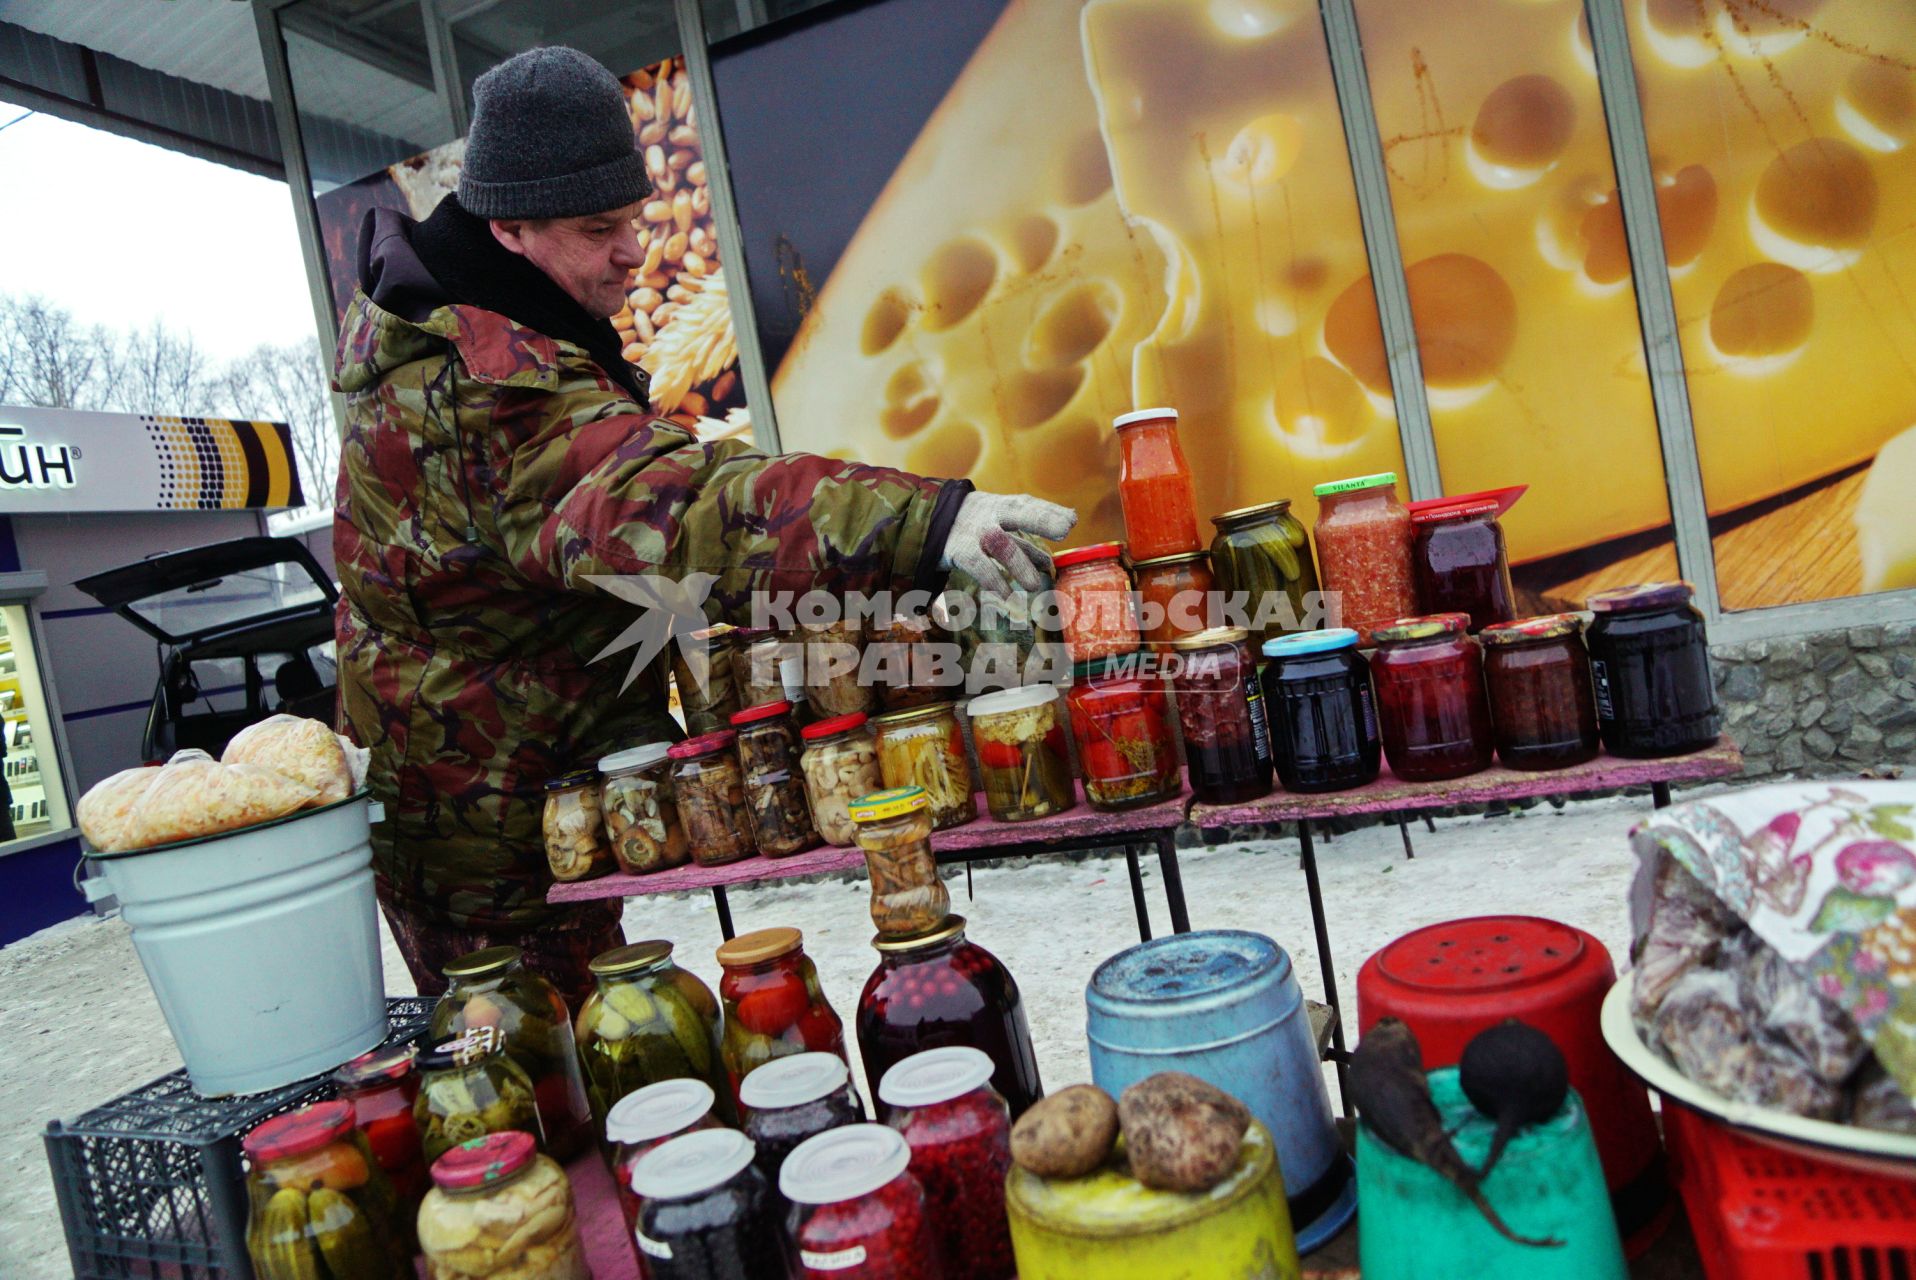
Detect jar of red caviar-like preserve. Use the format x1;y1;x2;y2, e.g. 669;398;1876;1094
1480;614;1600;771
781;1124;944;1280
880;1047;1015;1280
1369;614;1494;782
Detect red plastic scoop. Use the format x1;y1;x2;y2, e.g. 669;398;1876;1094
1407;484;1528;525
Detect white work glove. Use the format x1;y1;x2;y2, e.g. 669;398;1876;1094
939;491;1078;596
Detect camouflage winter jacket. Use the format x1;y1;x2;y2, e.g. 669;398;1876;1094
333;211;968;932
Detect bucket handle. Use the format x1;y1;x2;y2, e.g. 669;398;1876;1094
75;854;111;903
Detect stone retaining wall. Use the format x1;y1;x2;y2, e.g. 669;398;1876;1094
1713;622;1916;779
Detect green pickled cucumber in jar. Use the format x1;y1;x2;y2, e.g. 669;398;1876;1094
574;941;734;1131
413;1036;542;1168
1210;500;1322;646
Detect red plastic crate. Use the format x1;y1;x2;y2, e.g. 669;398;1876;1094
1665;1103;1916;1279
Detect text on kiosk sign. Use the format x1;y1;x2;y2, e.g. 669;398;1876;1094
0;424;78;490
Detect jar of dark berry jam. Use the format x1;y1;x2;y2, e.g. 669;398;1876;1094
739;1052;866;1191
631;1128;786;1280
879;1048;1015;1280
855;915;1043;1119
1258;629;1380;792
1410;500;1516;632
1585;582;1720;758
1169;626;1273;804
1480;614;1600;770
782;1124;944;1280
1369;613;1494;782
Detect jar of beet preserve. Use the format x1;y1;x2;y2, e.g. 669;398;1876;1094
1480;614;1600;770
1259;629;1380;792
856;915;1044;1119
1585;582;1720;758
880;1048;1015;1280
632;1128;787;1280
1169;626;1273;804
739;1052;866;1191
781;1124;944;1280
1369;614;1494;782
606;1077;722;1238
1410;500;1516;631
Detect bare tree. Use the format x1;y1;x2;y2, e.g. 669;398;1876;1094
217;339;338;513
0;295;115;409
100;319;216;417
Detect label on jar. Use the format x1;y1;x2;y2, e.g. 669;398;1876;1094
1590;658;1615;719
1357;682;1378;740
800;1246;869;1270
779;655;807;699
1245;689;1273;765
636;1230;673;1260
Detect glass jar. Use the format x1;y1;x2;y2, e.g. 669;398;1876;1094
936;564;1069;697
965;684;1075;821
1210;499;1321;646
1259;629;1381;792
576;941;732;1131
871;701;977;830
332;1044;427;1250
607;1078;722;1238
674;623;743;735
1370;614;1495;782
855;915;1043;1118
799;713;884;846
1132;550;1216;644
418;1131;587;1280
668;731;757;866
880;1048;1015;1280
1115;407;1203;560
1053;542;1141;663
415;1034;543;1168
731;700;821;858
1411;502;1516;631
243;1100;409;1280
1313;472;1416;643
868;610;951;712
799;618;876;718
633;1129;787;1280
541;770;613;882
599;743;693;875
1066;652;1182;811
782;1124;944;1280
740;1052;867;1190
1586;582;1721;757
1170;626;1273;804
716;927;848;1109
849;786;951;937
736;630;798;710
1480;614;1601;770
432;946;594;1161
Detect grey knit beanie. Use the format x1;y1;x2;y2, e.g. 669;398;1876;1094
459;46;653;219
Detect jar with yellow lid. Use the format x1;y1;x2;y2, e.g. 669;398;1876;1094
715;927;847;1111
871;700;976;830
574;941;733;1131
850;787;950;937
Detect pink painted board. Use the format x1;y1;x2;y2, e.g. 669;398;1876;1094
931;781;1191;854
548;842;866;904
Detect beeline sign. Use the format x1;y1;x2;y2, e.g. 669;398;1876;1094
0;424;79;490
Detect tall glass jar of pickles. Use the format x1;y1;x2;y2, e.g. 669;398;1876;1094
431;947;595;1161
850;786;951;937
799;712;884;846
598;743;691;875
871;700;976;830
414;1035;542;1168
716;927;848;1110
575;941;734;1129
673;623;742;734
965;685;1075;821
243;1100;409;1280
1210;500;1321;647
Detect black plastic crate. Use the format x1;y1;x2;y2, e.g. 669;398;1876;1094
44;997;435;1280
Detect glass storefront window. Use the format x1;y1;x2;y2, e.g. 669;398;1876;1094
449;0;680;110
0;604;71;845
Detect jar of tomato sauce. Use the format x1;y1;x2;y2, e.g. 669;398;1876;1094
1132;551;1215;644
1480;614;1600;770
1369;614;1494;782
716;927;848;1111
1313;473;1415;643
1115;407;1202;560
1067;652;1182;810
1053;542;1141;663
332;1044;427;1250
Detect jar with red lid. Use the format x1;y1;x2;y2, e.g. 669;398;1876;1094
879;1048;1015;1280
731;700;821;857
855;915;1044;1118
668;731;756;866
1585;582;1719;758
1053;542;1141;663
633;1128;787;1280
716;927;848;1109
1169;626;1273;804
1313;472;1416;643
242;1099;409;1280
1480;615;1600;770
740;1051;867;1190
1066;651;1182;810
606;1077;722;1241
1369;614;1494;782
418;1131;587;1280
1411;500;1516;631
799;712;883;846
781;1124;945;1280
1115;407;1203;560
1131;551;1215;644
332;1044;427;1248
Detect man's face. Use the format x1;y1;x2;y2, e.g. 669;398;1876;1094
489;202;646;318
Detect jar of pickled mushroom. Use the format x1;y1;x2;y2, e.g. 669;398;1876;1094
413;1033;542;1169
668;731;756;866
1210;499;1321;646
418;1131;587;1280
1132;550;1216;644
880;1047;1015;1280
1370;614;1494;782
1585;582;1720;758
576;941;732;1130
1313;473;1415;643
431;946;594;1161
731;700;821;857
674;623;742;734
799;712;884;846
799;618;876;718
1170;626;1273;804
855;915;1044;1118
333;1045;427;1248
850;786;951;937
966;684;1075;821
782;1124;944;1280
1259;629;1381;792
740;1052;867;1191
243;1100;409;1280
871;700;977;830
1411;500;1516;631
606;1077;722;1237
541;770;613;882
1053;542;1141;663
868;610;951;712
716;927;848;1109
632;1129;787;1280
736;629;798;710
1480;614;1601;770
1066;652;1182;811
1114;407;1203;560
599;743;692;875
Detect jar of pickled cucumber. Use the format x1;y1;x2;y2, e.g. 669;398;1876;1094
798;713;884;846
1209;500;1321;647
541;770;613;882
966;685;1075;822
414;1033;543;1168
243;1100;410;1280
575;941;734;1130
871;701;976;830
598;743;691;875
418;1131;588;1280
850;786;951;938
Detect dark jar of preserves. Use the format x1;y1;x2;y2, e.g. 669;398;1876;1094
879;1047;1015;1280
1066;651;1182;811
739;1052;867;1191
1259;629;1380;792
1480;614;1600;770
332;1045;427;1250
731;700;822;858
1169;626;1273;804
1369;614;1495;782
632;1128;788;1280
855;915;1044;1119
1410;501;1516;631
1132;551;1216;644
1585;582;1720;757
781;1124;945;1280
1209;499;1321;647
716;928;848;1109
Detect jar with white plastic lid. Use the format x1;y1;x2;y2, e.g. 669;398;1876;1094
598;743;691;876
780;1124;942;1280
739;1051;866;1189
631;1128;786;1280
879;1047;1014;1280
606;1077;722;1236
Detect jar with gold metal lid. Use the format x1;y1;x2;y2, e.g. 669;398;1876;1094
871;700;976;830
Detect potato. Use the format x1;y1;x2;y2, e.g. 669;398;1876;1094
1010;1084;1119;1178
1117;1072;1252;1193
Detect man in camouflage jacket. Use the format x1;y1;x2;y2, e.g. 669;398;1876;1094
333;47;1072;1002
